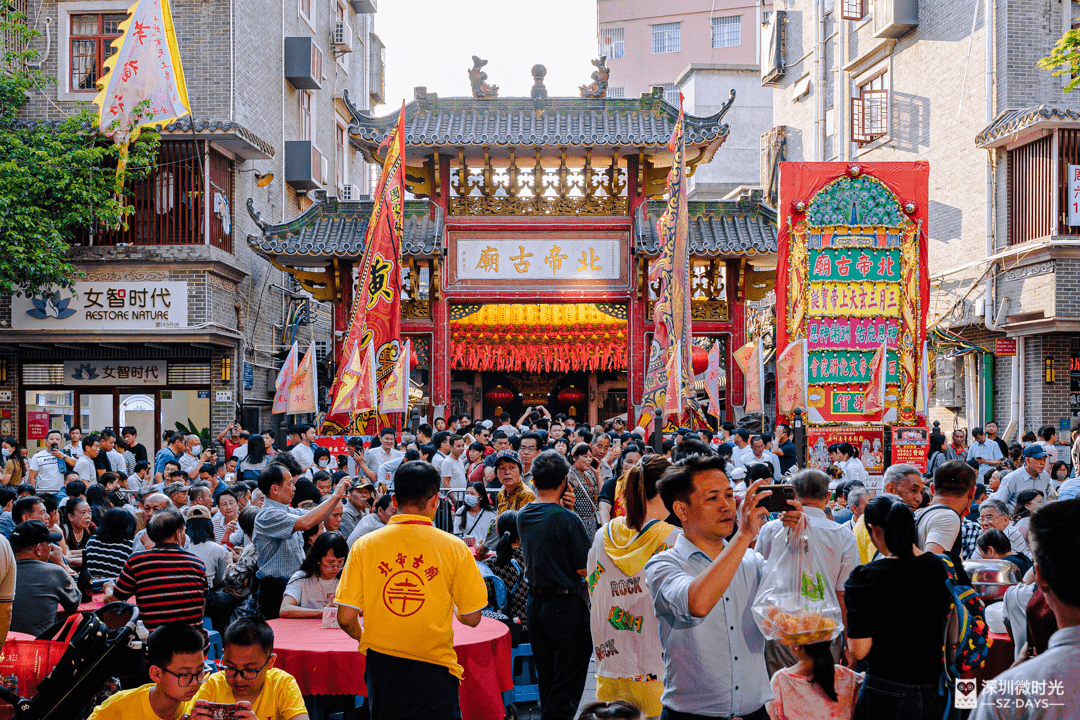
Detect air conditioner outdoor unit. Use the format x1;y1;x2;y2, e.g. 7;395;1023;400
341;184;353;200
332;21;353;51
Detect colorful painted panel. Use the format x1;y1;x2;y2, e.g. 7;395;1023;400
776;163;928;426
806;426;886;476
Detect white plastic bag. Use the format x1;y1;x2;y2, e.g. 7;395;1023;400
751;516;844;646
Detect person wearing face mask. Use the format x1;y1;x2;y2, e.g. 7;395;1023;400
311;447;332;479
179;435;212;482
455;482;496;546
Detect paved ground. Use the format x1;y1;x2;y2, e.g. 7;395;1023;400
511;655;597;720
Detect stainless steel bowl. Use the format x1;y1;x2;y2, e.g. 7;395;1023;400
964;559;1021;602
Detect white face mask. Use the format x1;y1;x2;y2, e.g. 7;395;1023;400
318;460;330;468
1;448;9;458
463;494;479;507
191;446;202;456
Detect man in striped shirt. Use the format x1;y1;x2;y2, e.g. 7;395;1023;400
104;510;208;632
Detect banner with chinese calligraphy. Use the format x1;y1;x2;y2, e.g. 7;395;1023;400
272;342;298;415
322;103;405;435
12;282;188;330
892;426;929;474
379;338;411;414
806;426;886;477
93;0;190;189
732;340;764;414
862;341;887;415
26;412;50;440
63;360;166;386
287;341;318;415
705;342;724;417
777;339;806;415
329;340;378;416
642;98;692;417
776;162;929;425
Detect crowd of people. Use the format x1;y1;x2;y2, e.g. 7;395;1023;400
0;410;1077;720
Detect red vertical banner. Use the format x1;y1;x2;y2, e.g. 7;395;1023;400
322;103;406;435
776;162;928;426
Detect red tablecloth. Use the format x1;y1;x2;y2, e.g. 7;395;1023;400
268;616;512;720
78;593;106;612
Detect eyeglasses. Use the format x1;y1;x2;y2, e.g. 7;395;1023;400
161;667;208;687
220;656;272;680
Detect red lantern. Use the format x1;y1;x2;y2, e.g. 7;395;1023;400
692;346;710;376
557;387;586;406
485;386;514;406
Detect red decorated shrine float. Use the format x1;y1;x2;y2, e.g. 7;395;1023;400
248;76;778;428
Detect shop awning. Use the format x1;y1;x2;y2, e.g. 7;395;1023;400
450;303;627;373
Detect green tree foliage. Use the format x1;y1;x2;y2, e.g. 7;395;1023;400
1039;29;1080;93
0;8;159;298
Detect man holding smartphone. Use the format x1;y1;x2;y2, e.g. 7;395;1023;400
645;455;803;720
26;430;69;495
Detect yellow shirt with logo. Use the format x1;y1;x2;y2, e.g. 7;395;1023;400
854;514;875;565
193;667;307;720
87;683;193;720
335;513;488;679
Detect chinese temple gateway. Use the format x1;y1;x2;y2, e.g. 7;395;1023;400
248;83;778;427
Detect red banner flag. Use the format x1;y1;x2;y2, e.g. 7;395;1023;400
380;338;412;414
642;95;691;415
733;340;764;414
329;340;378;416
287;341;318;415
862;340;887;416
705;342;723;417
321;103;406;434
777;339;807;415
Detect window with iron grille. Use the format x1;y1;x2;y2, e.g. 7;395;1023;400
607;86;625;98
659;83;680;106
840;0;866;20
711;15;741;48
600;27;624;59
22;365;65;385
651;22;680;54
167;364;212;384
851;73;887;145
69;12;124;92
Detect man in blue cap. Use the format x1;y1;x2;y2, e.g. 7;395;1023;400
993;444;1053;507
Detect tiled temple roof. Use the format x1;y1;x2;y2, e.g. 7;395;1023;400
636;193;778;256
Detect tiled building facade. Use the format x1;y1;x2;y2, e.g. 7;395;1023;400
2;0;378;450
769;0;1080;445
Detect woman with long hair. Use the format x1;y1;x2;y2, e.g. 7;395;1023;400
83;508;137;581
2;438;26;486
568;442;601;532
60;498;93;569
844;496;951;720
483;510;528;638
238;436;269;482
587;454;677;719
186;507;228;588
85;484;113;528
551;437;570;457
281;532;349;618
768;640;863;720
1011;488;1045;540
600;444;644;525
926;434;948;478
465;441;487;484
456;481;496;544
1048;460;1069;488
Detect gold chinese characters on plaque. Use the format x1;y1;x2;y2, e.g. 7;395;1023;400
447;234;629;289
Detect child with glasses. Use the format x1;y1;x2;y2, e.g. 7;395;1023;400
88;622;206;720
189;617;308;720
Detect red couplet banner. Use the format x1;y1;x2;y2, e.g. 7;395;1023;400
891;426;929;474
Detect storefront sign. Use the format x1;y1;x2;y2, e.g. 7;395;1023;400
12;281;189;330
1069;165;1080;226
996;339;1016;357
26;411;50;440
215;391;233;403
244;363;254;390
62;360;166;386
806;425;886;477
1072;354;1080;416
892;426;928;474
447;233;629;288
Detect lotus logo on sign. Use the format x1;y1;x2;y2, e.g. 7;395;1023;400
26;293;77;320
70;364;100;381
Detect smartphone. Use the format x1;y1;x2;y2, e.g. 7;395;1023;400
755;484;797;513
203;702;245;720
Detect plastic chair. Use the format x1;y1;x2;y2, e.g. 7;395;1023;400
202;617;223;662
511;643;540;704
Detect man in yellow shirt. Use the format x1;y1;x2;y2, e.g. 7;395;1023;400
190;617;308;720
88;622;205;720
336;460;488;720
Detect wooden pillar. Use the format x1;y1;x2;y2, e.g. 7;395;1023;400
431;271;450;416
728;260;745;418
333;262;354;360
588;372;599;427
472;371;484;421
626;150;648;429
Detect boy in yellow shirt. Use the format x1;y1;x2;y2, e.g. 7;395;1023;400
189;617;308;720
336;460;488;720
88;622;205;720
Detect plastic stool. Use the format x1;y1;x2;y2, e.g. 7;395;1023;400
511;643;540;704
202;617;223;662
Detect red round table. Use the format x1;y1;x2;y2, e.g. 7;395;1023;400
267;616;513;720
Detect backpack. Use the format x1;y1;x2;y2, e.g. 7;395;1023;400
916;505;971;587
939;554;990;676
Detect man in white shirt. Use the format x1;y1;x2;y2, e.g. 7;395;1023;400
915;460;977;575
966;427;1003;481
439;434;467;490
73;436;100;484
290;424;317;473
64;427;84;460
738;436;781;482
26;431;69;495
730;429;753;467
756;468;857;676
364;428;403;478
431;431;451;468
994;445;1053;507
178;434;211;480
100;430;127;475
1035;425;1058;464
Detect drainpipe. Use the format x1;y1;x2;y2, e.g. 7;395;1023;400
813;0;824;161
1016;336;1026;441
